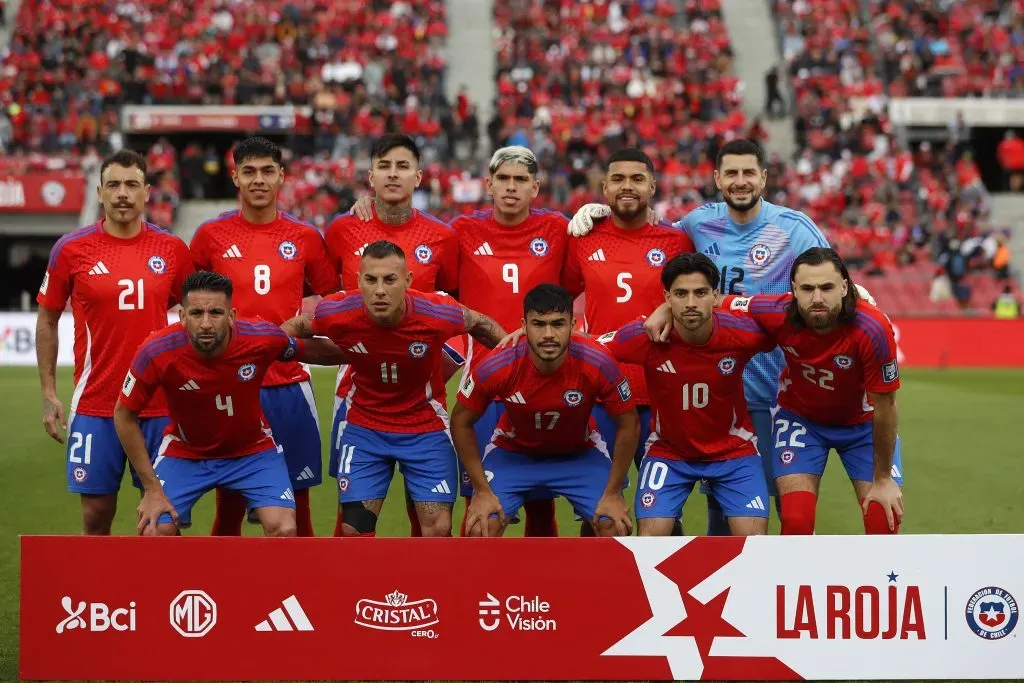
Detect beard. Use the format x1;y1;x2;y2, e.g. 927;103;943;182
529;338;568;362
801;303;841;329
722;187;762;213
189;329;227;353
611;194;648;223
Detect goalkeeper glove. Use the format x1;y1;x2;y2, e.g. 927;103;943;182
566;203;611;237
854;283;877;306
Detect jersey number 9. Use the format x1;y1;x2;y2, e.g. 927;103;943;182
502;263;519;294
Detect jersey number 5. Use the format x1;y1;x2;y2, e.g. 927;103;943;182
616;273;632;302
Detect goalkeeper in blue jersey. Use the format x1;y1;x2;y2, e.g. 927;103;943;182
567;139;830;534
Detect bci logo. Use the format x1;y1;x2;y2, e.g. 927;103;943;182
1;326;33;355
56;596;136;633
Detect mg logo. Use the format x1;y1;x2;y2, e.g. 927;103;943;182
169;589;217;638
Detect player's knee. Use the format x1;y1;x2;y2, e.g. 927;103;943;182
779;491;817;535
341;502;378;535
156;523;179;537
419;514;453;537
593;518;621;537
862;500;900;535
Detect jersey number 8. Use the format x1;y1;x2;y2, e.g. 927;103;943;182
254;265;271;295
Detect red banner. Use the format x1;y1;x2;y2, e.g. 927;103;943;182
0;172;86;213
20;535;1024;681
892;318;1024;367
122;106;312;134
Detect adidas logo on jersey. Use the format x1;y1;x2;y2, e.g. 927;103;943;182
505;392;526;404
178;379;200;391
431;480;452;494
746;496;766;511
222;244;242;258
88;262;110;276
656;361;677;374
295;467;316;482
587;249;607;262
354;243;369;256
254;595;314;632
280;489;295;501
703;243;722;257
348;343;368;354
474;242;494;256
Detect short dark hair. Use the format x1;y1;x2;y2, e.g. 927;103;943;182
787;247;859;327
182;270;233;303
661;253;720;291
523;284;574;318
362;240;406;261
100;149;147;180
233;136;282;166
715;139;766;170
606;147;655;175
370;134;421;164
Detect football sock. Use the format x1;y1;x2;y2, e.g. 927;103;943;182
779;491;817;535
294;489;314;537
524;498;558;537
211;488;246;536
861;498;900;534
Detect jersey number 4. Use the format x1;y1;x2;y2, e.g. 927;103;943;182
216;394;234;416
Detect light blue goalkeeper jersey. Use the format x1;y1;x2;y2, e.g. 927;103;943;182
675;199;830;411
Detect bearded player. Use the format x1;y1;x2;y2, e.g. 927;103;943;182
562;147;694;533
190;136;339;537
724;248;904;534
601;254;773;535
115;271;346;536
325;134;460;537
452;284;637;537
283;241;507;537
569;139;829;535
36;149;193;535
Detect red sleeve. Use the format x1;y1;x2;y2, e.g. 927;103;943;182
724;294;789;338
302;228;340;295
37;241;73;310
423;292;468;339
310;292;349;338
456;355;503;415
120;336;163;412
858;309;901;394
170;239;195;306
598;318;651;365
561;242;585;297
323;217;346;276
189;226;212;271
435;229;460;293
591;343;634;417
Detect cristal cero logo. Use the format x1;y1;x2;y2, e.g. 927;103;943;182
355;590;439;637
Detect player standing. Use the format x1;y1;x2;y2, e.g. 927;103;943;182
35;149;193;535
570;139;829;534
452;284;638;537
189;136;339;537
723;248;904;534
562;148;695;533
324;134;459;537
114;271;346;536
602;253;773;535
284;241;507;537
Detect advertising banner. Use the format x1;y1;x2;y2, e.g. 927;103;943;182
1;313;177;367
892;318;1024;367
0;173;87;213
20;535;1024;681
121;106;313;134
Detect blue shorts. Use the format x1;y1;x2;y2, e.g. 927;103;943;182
328;396;349;480
66;413;169;495
635;454;770;520
261;382;321;490
701;409;775;502
153;448;295;525
593;404;652;470
335;423;457;504
772;406;905;484
482;445;612;521
459;401;506;498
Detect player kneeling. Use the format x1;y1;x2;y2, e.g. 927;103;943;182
602;254;774;536
114;271;346;536
452;284;638;537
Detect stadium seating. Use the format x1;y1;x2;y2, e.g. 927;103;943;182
772;0;1019;315
491;0;746;221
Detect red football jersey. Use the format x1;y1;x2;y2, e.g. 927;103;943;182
311;290;466;434
324;208;458;400
602;312;772;461
727;294;901;425
564;220;695;405
37;221;193;418
452;208;569;369
189;209;338;387
458;336;633;455
120;318;303;459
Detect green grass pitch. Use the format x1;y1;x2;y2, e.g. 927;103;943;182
2;366;1022;682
